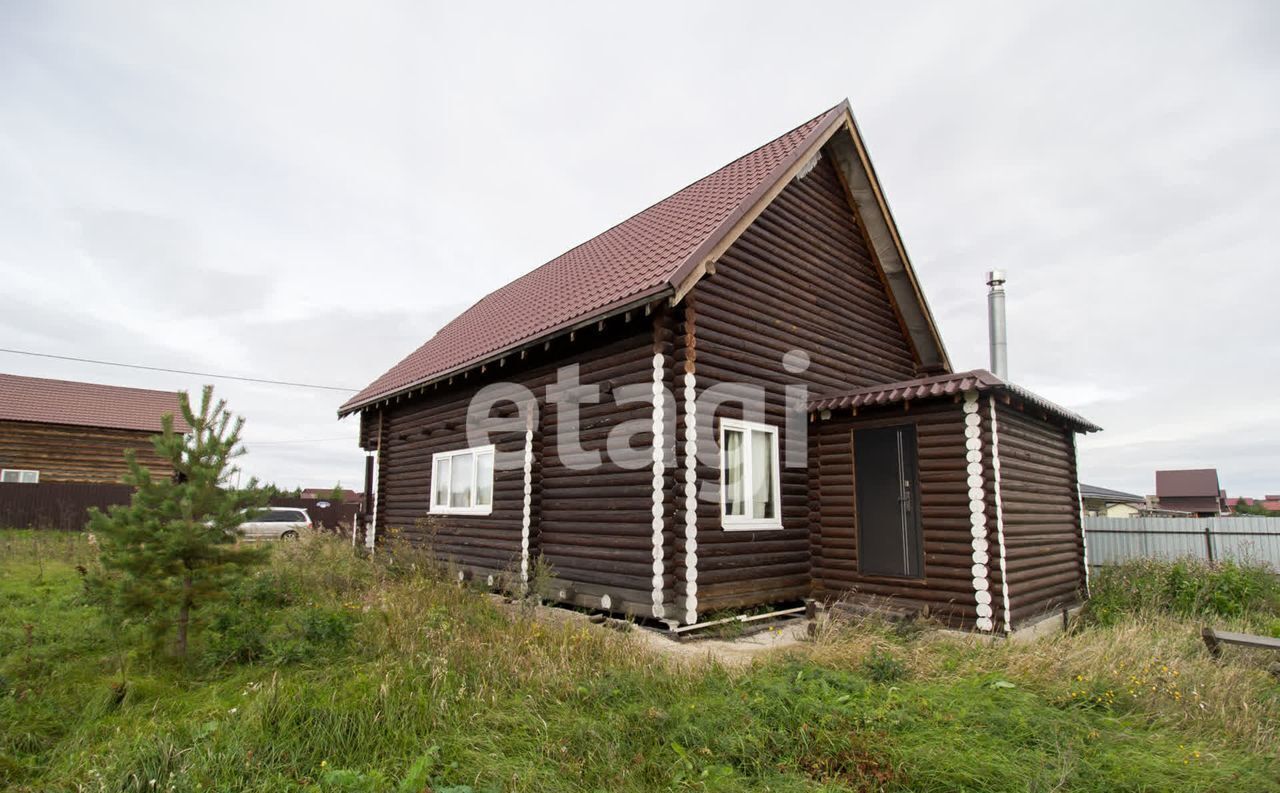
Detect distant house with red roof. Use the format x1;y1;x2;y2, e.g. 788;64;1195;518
300;487;362;503
0;373;187;485
1227;496;1280;514
1154;469;1226;517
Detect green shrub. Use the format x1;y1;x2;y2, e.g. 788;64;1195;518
1085;558;1279;626
861;647;908;684
203;606;271;666
298;607;356;647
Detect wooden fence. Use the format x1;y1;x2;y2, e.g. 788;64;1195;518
0;482;134;531
1084;516;1280;571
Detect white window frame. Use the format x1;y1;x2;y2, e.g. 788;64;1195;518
1;469;40;484
429;444;495;516
718;419;782;531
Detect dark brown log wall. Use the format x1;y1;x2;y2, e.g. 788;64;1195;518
993;404;1086;623
687;151;919;612
360;319;667;618
0;420;171;484
809;401;984;628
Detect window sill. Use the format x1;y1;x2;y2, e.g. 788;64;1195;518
429;506;494;517
721;519;783;532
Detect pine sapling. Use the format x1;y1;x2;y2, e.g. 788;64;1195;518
88;385;267;659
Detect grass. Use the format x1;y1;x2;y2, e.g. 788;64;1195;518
1;529;1278;792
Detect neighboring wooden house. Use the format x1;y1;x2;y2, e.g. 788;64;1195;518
341;100;1100;634
1154;469;1226;517
0;373;186;484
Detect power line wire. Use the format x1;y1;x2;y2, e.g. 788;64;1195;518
248;437;354;445
0;347;358;392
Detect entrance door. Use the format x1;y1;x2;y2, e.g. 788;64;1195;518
853;424;922;578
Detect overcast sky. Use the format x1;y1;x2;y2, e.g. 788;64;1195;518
2;2;1277;496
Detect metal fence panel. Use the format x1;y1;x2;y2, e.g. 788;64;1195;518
0;482;135;531
1084;516;1280;570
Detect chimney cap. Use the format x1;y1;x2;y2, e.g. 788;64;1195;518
986;269;1006;286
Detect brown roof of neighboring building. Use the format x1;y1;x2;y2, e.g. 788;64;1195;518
341;100;947;416
1155;468;1221;498
0;373;188;433
807;369;1101;433
300;488;362;501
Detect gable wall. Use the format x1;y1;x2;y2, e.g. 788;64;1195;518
685;150;920;612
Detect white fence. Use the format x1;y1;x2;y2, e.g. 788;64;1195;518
1084;516;1280;570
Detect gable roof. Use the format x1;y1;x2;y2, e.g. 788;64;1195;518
341;100;949;416
0;372;188;433
1155;468;1221;498
807;369;1101;433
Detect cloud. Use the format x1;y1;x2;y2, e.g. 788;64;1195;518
0;0;1277;497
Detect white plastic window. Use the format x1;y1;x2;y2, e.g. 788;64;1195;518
429;446;495;515
719;420;781;530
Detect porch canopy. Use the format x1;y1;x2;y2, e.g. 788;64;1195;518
808;369;1101;433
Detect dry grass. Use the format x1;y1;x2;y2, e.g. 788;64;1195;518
804;607;1280;756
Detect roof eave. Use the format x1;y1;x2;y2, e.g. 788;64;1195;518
337;285;673;417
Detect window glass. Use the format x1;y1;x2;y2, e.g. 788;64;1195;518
1;471;19;483
723;429;745;516
475;451;494;507
2;469;38;484
430;446;495;514
21;470;38;484
433;457;451;508
720;421;780;529
449;453;474;508
751;429;776;520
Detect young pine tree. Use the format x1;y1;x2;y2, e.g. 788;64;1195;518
89;385;267;658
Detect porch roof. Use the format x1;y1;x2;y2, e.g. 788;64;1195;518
808;369;1101;433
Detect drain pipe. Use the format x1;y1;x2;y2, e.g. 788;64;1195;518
987;270;1008;380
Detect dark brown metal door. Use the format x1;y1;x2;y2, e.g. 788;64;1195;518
854;424;922;578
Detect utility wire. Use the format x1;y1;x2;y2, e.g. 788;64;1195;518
247;437;354;445
0;347;358;392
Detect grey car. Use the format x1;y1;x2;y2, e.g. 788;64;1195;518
237;507;312;541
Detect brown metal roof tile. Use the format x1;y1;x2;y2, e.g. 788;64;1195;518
808;369;1101;433
0;373;188;433
1155;469;1221;498
341;103;848;414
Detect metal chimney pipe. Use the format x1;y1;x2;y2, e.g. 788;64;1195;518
986;270;1008;380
